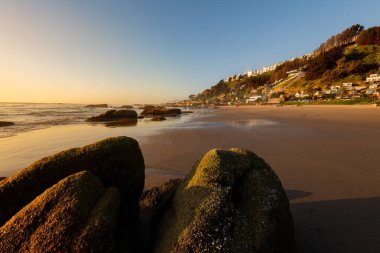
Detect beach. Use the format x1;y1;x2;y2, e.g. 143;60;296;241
1;105;380;252
140;105;380;253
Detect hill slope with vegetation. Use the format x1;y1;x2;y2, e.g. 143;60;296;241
186;25;380;105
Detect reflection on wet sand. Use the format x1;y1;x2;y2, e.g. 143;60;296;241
105;119;138;128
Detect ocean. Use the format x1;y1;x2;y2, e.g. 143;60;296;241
0;103;130;138
0;103;209;176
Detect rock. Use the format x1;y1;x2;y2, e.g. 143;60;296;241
182;111;194;114
0;136;144;232
138;115;144;119
151;116;166;121
140;179;183;209
0;171;121;253
85;104;108;108
141;107;181;117
105;118;138;127
86;109;138;122
139;105;155;110
120;105;134;109
0;177;6;181
151;148;295;253
0;121;15;127
74;186;121;252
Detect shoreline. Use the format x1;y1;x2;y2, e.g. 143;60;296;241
139;105;380;252
1;105;379;252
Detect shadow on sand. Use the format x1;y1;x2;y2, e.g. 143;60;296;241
289;193;380;253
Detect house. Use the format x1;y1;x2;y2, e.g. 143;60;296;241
314;91;325;98
354;86;367;91
246;95;262;103
366;74;380;83
330;85;341;90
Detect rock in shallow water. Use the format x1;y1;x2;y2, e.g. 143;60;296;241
141;107;181;117
86;109;138;122
151;148;295;253
0;121;15;127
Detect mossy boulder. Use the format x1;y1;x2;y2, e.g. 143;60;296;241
140;179;183;209
0;171;121;253
86;109;138;122
0;136;144;232
151;148;295;253
141;107;181;117
0;121;15;127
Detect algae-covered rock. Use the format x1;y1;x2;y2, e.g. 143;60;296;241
86;109;138;122
140;179;183;209
0;171;121;253
0;136;144;230
0;121;15;127
141;107;181;117
74;186;121;252
152;148;294;253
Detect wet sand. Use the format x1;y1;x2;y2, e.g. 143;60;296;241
140;105;380;253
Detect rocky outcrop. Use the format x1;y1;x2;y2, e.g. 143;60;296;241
151;116;166;121
86;110;138;122
151;148;295;253
0;121;15;127
0;136;145;232
141;107;181;117
0;138;294;252
0;171;121;253
140;179;183;209
85;104;108;108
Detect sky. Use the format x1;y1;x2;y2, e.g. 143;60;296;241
0;0;379;104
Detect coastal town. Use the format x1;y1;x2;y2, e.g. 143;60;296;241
174;71;380;107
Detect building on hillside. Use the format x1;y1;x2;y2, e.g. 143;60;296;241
246;95;262;103
354;86;367;91
366;74;380;83
314;91;326;98
342;83;354;91
330;85;341;90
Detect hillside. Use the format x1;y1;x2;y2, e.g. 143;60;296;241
184;25;380;106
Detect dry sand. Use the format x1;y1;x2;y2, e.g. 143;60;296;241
140;105;380;253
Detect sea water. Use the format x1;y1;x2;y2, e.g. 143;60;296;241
0;103;211;176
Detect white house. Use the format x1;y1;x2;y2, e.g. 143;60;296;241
246;95;262;103
366;74;380;83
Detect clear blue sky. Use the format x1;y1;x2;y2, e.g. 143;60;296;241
0;0;379;104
